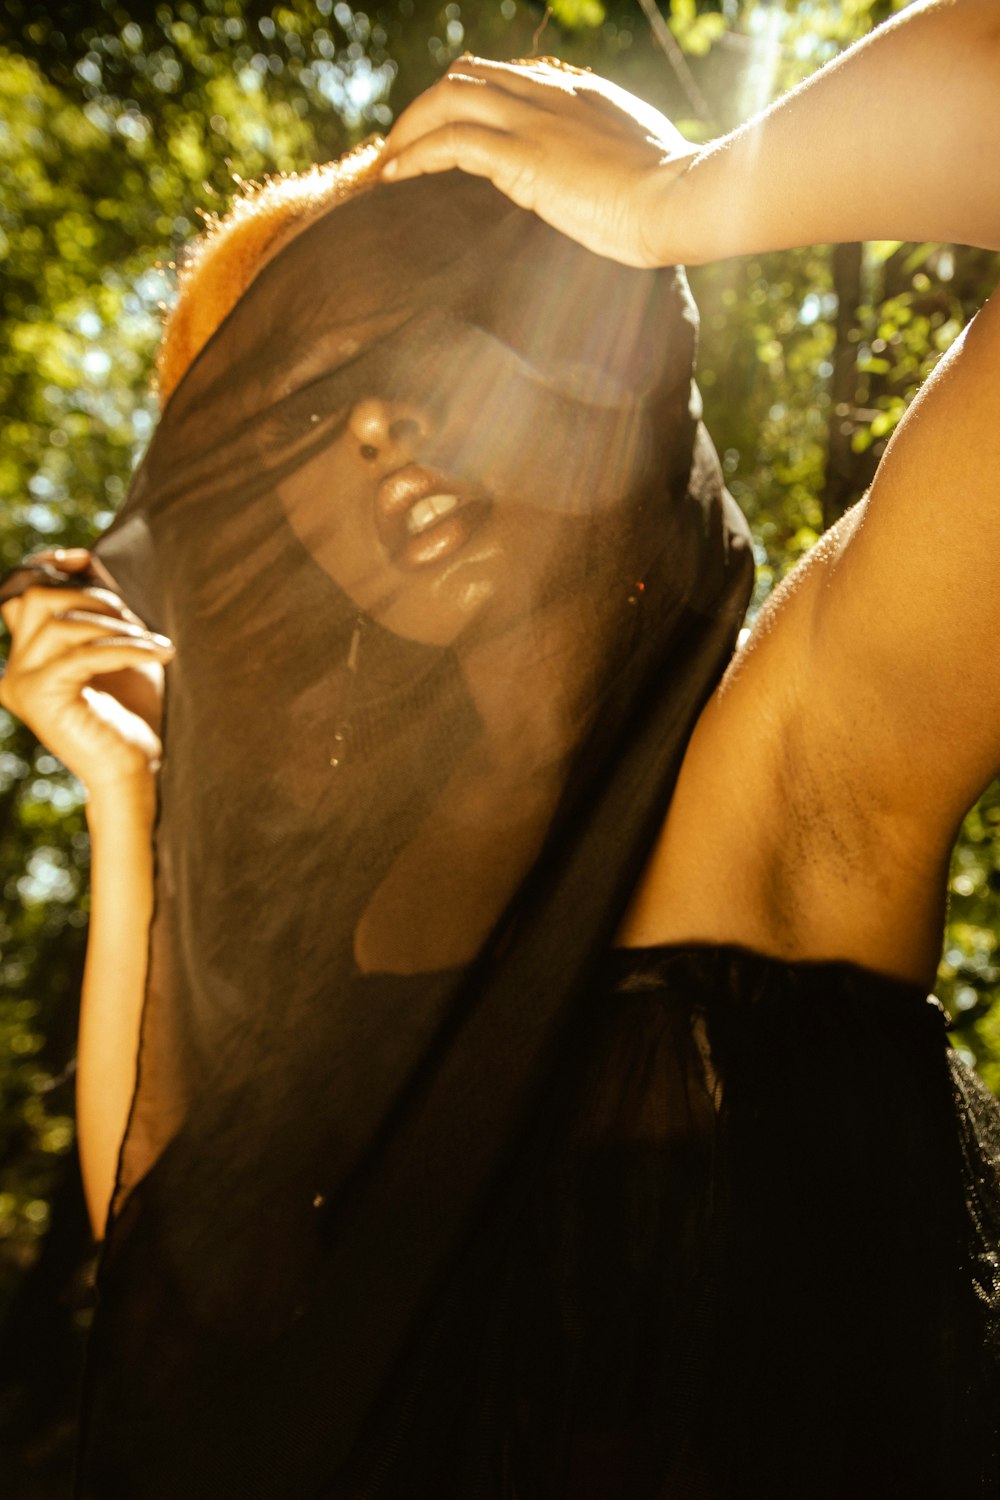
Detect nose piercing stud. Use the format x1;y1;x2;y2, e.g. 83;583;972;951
360;443;379;462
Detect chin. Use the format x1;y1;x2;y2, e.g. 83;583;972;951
376;560;502;647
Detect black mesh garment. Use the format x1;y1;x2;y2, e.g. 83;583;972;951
61;171;751;1494
324;944;1000;1499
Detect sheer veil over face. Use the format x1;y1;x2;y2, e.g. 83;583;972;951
57;171;754;1493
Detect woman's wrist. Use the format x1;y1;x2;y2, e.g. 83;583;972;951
638;141;755;270
86;771;158;835
636;151;696;269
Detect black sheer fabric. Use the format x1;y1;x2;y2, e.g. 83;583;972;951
11;172;752;1494
334;948;1000;1500
324;945;1000;1500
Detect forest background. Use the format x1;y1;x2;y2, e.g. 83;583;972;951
1;0;998;1490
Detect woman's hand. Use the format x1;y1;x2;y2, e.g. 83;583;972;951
382;57;698;269
384;5;1000;270
0;548;174;797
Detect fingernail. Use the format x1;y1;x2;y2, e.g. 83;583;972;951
382;158;399;179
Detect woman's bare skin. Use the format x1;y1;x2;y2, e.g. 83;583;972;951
4;0;1000;1236
620;281;1000;989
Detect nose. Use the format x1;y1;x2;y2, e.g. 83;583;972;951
347;398;431;469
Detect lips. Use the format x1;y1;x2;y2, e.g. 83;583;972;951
375;464;492;570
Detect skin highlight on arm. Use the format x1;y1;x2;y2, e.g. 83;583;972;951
78;778;157;1238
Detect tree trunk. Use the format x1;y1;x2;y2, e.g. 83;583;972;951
821;240;864;531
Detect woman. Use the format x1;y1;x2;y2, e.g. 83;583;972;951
1;1;998;1495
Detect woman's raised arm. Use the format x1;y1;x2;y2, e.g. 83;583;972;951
0;550;172;1239
383;0;1000;266
385;5;1000;958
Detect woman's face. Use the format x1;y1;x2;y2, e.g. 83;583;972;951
272;322;653;647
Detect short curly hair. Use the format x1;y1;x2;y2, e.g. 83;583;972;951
156;138;385;408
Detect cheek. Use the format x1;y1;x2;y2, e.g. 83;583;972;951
276;451;387;603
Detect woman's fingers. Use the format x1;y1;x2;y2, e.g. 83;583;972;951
385;122;538;209
6;583;136;655
1;548;101;633
3;582;169;693
1;594;172;716
1;635;172;704
385;70;524;160
384;59;591;162
386;56;684;163
52;637;174;678
382;57;695;268
23;546;93;571
445;54;587;88
50;610;172;649
0;560;171;788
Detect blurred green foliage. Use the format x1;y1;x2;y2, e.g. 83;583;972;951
1;0;998;1487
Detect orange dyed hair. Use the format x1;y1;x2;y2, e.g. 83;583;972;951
156;139;386;408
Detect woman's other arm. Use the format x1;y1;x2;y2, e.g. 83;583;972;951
383;0;1000;266
0;551;172;1238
